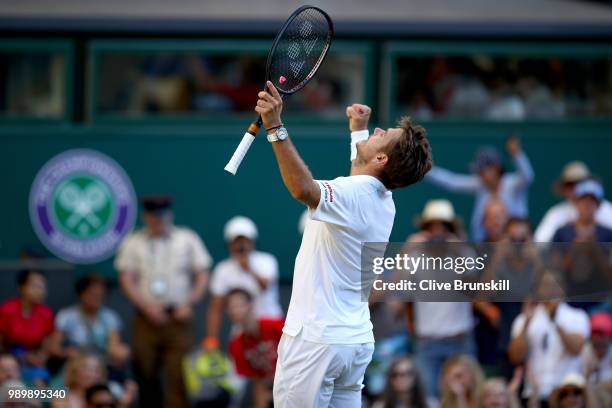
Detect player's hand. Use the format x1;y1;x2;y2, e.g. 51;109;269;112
506;134;521;157
256;81;283;130
346;103;371;132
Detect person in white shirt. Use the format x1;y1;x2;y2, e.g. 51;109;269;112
114;196;212;408
203;215;283;350
534;161;612;242
404;200;476;398
508;271;590;402
254;82;433;407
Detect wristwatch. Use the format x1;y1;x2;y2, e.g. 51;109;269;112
267;126;289;142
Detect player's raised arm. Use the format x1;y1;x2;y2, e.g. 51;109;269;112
256;81;320;209
346;104;371;162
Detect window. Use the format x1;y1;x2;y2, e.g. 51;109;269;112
90;40;371;122
387;43;612;121
0;48;68;119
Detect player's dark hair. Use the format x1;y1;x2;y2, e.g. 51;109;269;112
381;117;433;190
226;288;253;303
16;269;44;287
85;383;113;404
75;273;107;295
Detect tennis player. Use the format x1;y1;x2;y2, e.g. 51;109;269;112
256;81;433;407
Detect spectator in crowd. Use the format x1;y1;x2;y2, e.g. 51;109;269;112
547;373;592;408
535;161;612;242
85;384;117;408
0;353;21;385
480;217;540;378
426;136;534;242
0;270;53;385
225;288;283;408
439;355;484;408
405;200;476;397
371;356;428;408
52;353;106;408
115;196;212;408
582;312;612;384
552;179;612;243
478;377;521;408
204;216;282;350
508;270;590;403
482;199;509;243
551;179;612;310
51;274;129;380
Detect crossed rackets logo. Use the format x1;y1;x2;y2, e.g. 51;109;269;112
287;20;317;78
53;176;113;238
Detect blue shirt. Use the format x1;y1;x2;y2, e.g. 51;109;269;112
426;151;534;242
55;305;121;354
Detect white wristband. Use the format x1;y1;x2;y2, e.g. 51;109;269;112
350;130;369;161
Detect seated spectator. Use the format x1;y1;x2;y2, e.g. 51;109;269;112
426;136;533;242
52;353;107;408
535;161;612;242
508;271;590;403
225;289;283;408
0;270;53;385
85;383;135;408
205;216;283;350
50;274;129;379
372;356;428;408
0;353;21;385
582;312;612;384
52;353;136;408
478;377;520;408
439;355;484;408
85;384;117;408
547;373;590;408
552;179;612;243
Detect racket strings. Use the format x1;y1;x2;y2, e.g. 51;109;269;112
269;8;332;94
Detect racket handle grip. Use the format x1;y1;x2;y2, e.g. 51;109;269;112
224;132;256;175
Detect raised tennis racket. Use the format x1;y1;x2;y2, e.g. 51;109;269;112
224;5;334;175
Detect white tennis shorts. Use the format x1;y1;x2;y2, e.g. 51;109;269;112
273;332;374;408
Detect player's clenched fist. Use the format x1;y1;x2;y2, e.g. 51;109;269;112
346;103;371;132
256;81;283;130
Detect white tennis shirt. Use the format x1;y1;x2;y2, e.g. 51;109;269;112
283;175;395;344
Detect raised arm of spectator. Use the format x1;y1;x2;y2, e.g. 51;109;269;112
203;295;224;349
508;301;535;364
425;166;481;193
506;136;534;189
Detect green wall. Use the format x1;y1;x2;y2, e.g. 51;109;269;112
1;120;611;281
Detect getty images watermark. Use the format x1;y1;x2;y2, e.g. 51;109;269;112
361;242;612;302
371;252;509;292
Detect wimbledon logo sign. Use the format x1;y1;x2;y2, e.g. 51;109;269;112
29;149;136;264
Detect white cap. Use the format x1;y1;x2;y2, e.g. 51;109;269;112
224;216;258;242
421;199;456;223
560;161;590;183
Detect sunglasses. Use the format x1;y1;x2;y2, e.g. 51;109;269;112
559;388;583;399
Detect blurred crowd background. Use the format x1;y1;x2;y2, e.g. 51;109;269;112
1;0;612;407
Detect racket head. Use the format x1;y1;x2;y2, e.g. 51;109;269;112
265;6;334;95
